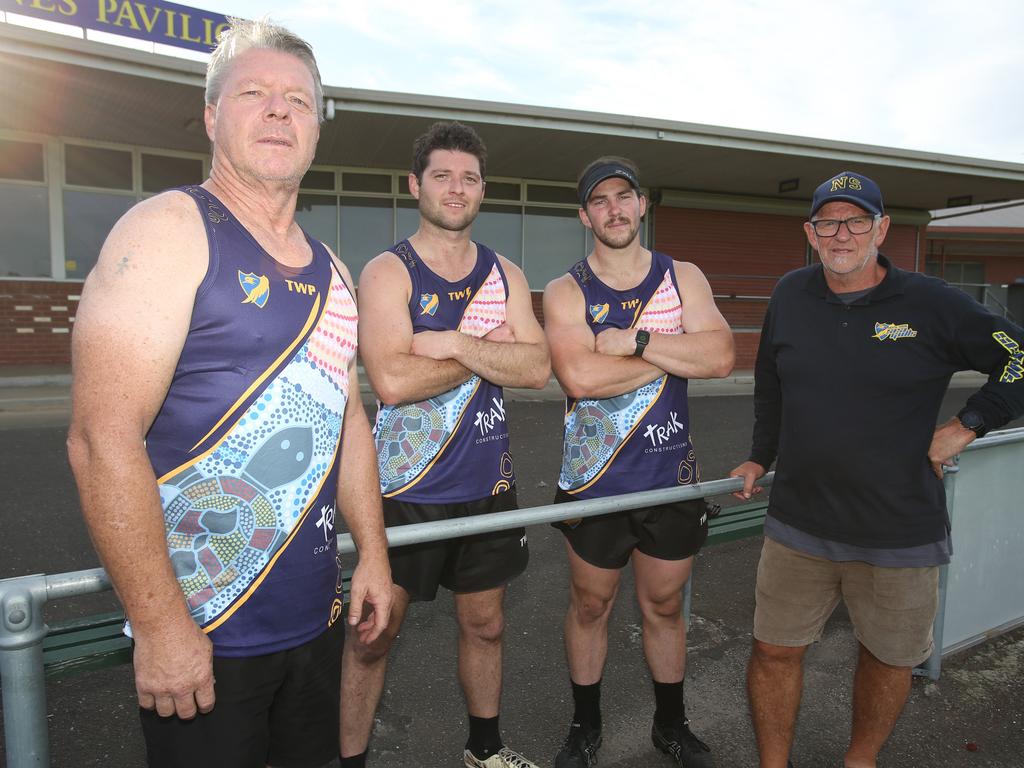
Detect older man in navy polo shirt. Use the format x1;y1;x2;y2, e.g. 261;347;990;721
730;171;1024;768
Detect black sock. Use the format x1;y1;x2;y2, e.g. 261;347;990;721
466;715;502;759
339;751;367;768
653;678;685;727
571;679;602;731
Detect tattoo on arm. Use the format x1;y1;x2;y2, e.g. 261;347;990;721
116;256;130;275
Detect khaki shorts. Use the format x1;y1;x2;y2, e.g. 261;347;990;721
753;537;939;667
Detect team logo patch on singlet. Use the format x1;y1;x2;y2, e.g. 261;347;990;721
420;293;439;316
589;303;609;324
238;271;270;308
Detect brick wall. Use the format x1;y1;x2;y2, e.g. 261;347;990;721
654;208;924;368
0;280;82;365
0;218;928;370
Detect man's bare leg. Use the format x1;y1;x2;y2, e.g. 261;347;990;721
564;541;622;685
454;586;508;717
748;639;807;768
844;643;912;768
339;586;410;757
631;551;692;682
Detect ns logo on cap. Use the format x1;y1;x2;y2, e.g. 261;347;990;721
831;175;863;192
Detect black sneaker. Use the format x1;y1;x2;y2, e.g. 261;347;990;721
651;718;715;767
554;722;602;768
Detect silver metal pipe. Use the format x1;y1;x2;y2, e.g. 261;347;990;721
962;426;1024;452
0;644;49;767
1;575;51;767
337;474;774;554
45;568;111;602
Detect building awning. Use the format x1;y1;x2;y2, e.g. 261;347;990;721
5;22;1024;215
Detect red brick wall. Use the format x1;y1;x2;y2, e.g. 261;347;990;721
0;218;928;370
979;257;1024;283
925;238;1024;284
0;280;82;365
655;207;809;281
881;224;922;271
653;208;923;368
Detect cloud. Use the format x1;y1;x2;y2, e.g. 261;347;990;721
186;0;1024;162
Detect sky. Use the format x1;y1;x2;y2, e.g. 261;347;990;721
25;0;1024;164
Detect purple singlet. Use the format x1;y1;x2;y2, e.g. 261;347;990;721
374;239;515;504
142;186;356;656
559;251;699;498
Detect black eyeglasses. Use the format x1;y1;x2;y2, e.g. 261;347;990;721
809;214;879;237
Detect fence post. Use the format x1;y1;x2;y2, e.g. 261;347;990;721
0;574;52;768
915;464;959;681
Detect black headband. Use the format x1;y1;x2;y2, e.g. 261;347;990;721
577;162;641;207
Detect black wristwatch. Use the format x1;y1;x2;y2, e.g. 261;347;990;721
957;409;988;438
633;330;650;358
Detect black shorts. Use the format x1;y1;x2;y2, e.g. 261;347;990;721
552;488;709;570
385;487;528;601
138;622;343;768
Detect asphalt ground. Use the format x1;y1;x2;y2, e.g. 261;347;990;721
0;375;1021;767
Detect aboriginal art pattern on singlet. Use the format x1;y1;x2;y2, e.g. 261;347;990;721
559;250;699;498
142;186;357;657
374;239;515;504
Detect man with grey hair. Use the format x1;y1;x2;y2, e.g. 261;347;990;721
68;18;392;767
730;170;1024;767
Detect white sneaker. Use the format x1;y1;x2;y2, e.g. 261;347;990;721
463;745;540;768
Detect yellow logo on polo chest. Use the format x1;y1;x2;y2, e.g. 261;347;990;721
872;322;918;341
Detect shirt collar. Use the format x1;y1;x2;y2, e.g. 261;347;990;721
802;253;905;304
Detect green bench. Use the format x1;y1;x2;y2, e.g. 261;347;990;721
41;503;766;679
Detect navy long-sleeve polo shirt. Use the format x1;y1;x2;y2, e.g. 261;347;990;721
749;254;1024;549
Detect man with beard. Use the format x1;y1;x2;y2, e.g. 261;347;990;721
543;156;734;768
339;121;549;768
67;18;392;768
730;171;1024;768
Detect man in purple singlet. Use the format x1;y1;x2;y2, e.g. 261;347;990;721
338;122;549;768
68;18;392;768
543;156;735;768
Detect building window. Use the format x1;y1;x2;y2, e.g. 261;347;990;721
0;138;45;182
296;194;339;254
301;169;336;191
484;181;521;202
340;197;394;281
65;144;132;189
0;138;50;277
142;154;203;193
474;204;524;267
926;260;985;302
0;183;50;277
524;207;586;288
527;183;578;205
63;190;135;279
342;172;392;194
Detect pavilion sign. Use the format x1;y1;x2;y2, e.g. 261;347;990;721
2;0;230;52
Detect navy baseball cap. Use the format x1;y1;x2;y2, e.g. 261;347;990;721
578;160;641;207
809;171;884;217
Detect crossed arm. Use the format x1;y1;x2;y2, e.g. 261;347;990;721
544;260;734;401
357;252;550;405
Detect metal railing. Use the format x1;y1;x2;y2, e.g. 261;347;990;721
940;282;1020;324
5;426;1024;766
0;474;771;768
